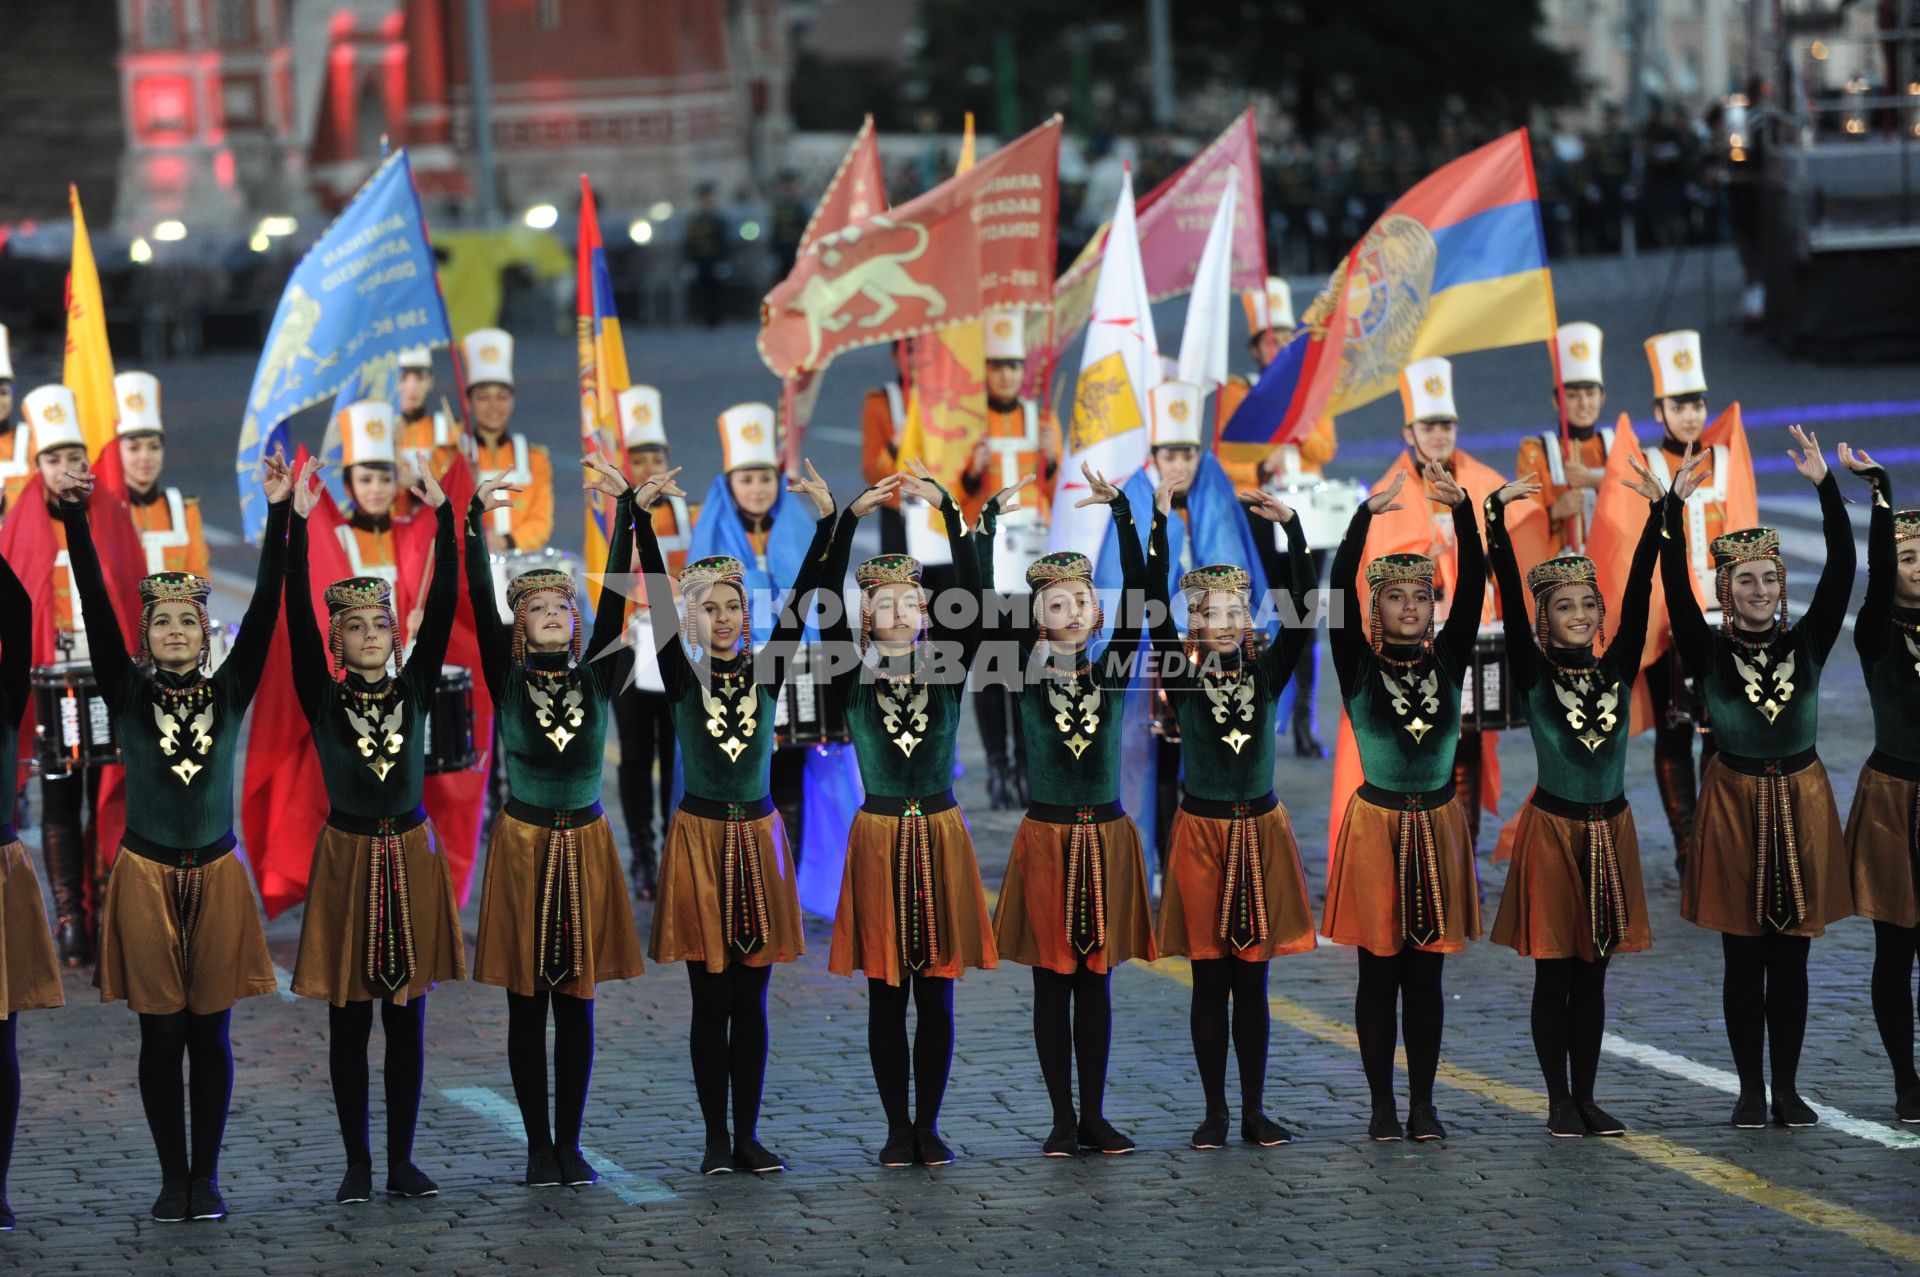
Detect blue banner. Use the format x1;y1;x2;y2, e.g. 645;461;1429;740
235;150;449;542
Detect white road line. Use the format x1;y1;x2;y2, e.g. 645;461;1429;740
1601;1032;1920;1150
438;1085;678;1205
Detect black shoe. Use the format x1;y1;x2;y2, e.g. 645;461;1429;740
1547;1100;1584;1138
1367;1106;1404;1142
386;1163;439;1197
335;1163;373;1204
1407;1104;1446;1142
1576;1100;1626;1136
700;1140;734;1176
1242;1113;1293;1146
1190;1110;1230;1149
915;1126;954;1166
878;1126;917;1168
559;1148;599;1186
1292;720;1325;759
188;1177;227;1221
1730;1092;1768;1129
525;1145;563;1187
1041;1121;1079;1157
733;1139;785;1173
151;1180;190;1223
1075;1117;1135;1155
1772;1092;1818;1128
1898;1087;1920;1123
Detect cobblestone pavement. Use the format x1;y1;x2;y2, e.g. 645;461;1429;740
4;257;1920;1272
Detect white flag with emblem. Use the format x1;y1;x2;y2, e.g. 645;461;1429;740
1176;171;1237;398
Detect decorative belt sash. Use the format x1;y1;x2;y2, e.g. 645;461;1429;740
864;790;957;974
1182;793;1279;952
350;814;420;994
1531;789;1631;958
507;798;603;987
170;846;213;982
1720;752;1812;932
123;828;238;866
1064;808;1109;957
678;795;775;958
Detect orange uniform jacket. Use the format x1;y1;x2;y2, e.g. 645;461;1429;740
1513;427;1613;558
471;432;553;550
959;400;1060;525
126;486;210;577
0;424;31;518
1213;373;1337;488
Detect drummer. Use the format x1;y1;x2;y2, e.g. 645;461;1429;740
114;373;209;578
858;342;912;557
1096;381;1271;882
1514;323;1613;558
462;328;553;552
1214;277;1337;759
1637;331;1758;876
335;401;425;588
611;385;693;899
960;309;1060;811
396;346;457;479
0;325;25;519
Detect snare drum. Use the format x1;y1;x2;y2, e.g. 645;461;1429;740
774;644;849;747
1270;478;1367;551
992;521;1050;594
32;662;120;773
489;548;586;623
1461;625;1528;732
423;664;478;774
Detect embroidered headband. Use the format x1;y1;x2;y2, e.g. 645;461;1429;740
1179;563;1250;596
506;568;576;608
1709;526;1781;570
139;571;211;607
1526;556;1598;597
324;576;394;615
1026;551;1093;591
1894;510;1920;544
1365;553;1436;589
678;555;747;592
855;553;923;589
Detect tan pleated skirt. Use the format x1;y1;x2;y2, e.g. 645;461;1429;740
828;806;998;984
1490;799;1652;961
650;806;805;973
96;849;276;1015
1157;804;1317;962
992;813;1156;975
472;812;643;998
0;840;63;1015
1684;755;1852;938
1844;761;1920;928
292;820;468;1006
1321;792;1481;957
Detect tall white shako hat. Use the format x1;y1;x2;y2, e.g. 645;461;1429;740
338;399;399;468
983;308;1026;362
618;385;668;450
1241;276;1295;336
718;402;778;472
1555;322;1604;388
0;323;12;382
24;385;85;457
397;345;433;373
114;371;164;437
1148;380;1204;448
461;328;514;389
1645;329;1706;398
1398;356;1458;424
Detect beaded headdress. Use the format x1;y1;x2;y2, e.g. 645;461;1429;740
135;571;214;669
677;555;750;658
1893;510;1920;544
854;554;928;658
1709;526;1788;638
1363;553;1436;651
1179;563;1255;660
506;568;581;667
1525;555;1605;651
324;576;401;677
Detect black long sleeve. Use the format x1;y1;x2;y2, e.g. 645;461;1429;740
464;499;512;700
285;513;327;723
1328;504;1375;698
1145;506;1185;669
584;492;638;696
759;510;838;690
1484;495;1538;694
0;553;30;729
1802;470;1856;665
406;502;460;698
1257;510;1318;686
56;500;134;708
1660;496;1715;679
1095;494;1149;689
933;488;985;672
1432;498;1486;683
1604;503;1666;683
817;507;861;707
633;503;692;701
1857;469;1895;665
217;498;290;712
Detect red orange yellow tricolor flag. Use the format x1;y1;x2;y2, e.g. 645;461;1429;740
64;184;118;456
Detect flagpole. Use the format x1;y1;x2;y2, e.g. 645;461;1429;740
1519;126;1579;553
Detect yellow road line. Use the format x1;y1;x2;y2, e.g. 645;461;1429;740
1145;959;1920;1265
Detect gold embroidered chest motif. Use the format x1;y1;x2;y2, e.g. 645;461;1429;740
1379;664;1441;744
153;680;216;785
700;671;757;763
876;680;931;758
528;674;587;752
1904;630;1920;680
1201;670;1258;754
1732;644;1797;725
344;695;407;781
1045;671;1101;760
1548;666;1620;754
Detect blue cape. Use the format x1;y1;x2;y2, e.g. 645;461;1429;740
687;473;823;644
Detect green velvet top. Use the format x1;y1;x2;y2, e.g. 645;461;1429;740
634;501;836;806
287;502;457;819
1144;504;1316;803
1855;471;1920;765
0;554;28;820
978;493;1150;809
465;492;634;812
60;497;290;858
819;486;982;799
1661;471;1853;762
1327;499;1484;795
1488;492;1662;805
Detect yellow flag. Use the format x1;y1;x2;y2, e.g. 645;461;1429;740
64;185;118;456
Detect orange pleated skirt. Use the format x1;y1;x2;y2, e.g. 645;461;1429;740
96;849;276;1015
1684;755;1852;938
292;819;467;1006
650;806;805;974
828;805;997;984
0;839;63;1015
473;812;643;998
1844;760;1920;929
992;812;1156;975
1321;791;1481;957
1490;798;1652;961
1156;802;1316;962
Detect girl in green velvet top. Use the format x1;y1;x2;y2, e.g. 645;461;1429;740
285;466;465;1204
1485;473;1663;1140
1143;486;1319;1152
639;461;836;1177
979;461;1158;1159
1321;460;1484;1145
52;451;297;1224
1657;428;1855;1131
1837;448;1920;1123
464;459;646;1191
819;463;1015;1170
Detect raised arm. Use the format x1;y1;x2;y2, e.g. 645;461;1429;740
1095;492;1149;688
1855;466;1894;665
583;492;639;697
1659;495;1714;678
1255;505;1319;687
934;486;984;669
816;505;860;701
406;500;460;697
217;496;290;709
55;498;134;707
0;553;31;728
1802;469;1856;664
761;510;838;685
1601;500;1666;680
284;512;328;723
464;497;512;698
1432;498;1486;682
632;495;694;699
1327;503;1374;698
1481;494;1538;694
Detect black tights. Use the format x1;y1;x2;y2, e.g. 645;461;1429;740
1031;964;1112;1126
868;975;954;1133
687;964;772;1146
1354;948;1445;1111
1870;921;1920;1094
1531;957;1610;1104
136;1009;233;1182
505;991;593;1153
328;997;427;1169
1190;958;1270;1117
1722;933;1811;1098
1;1015;16;1200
